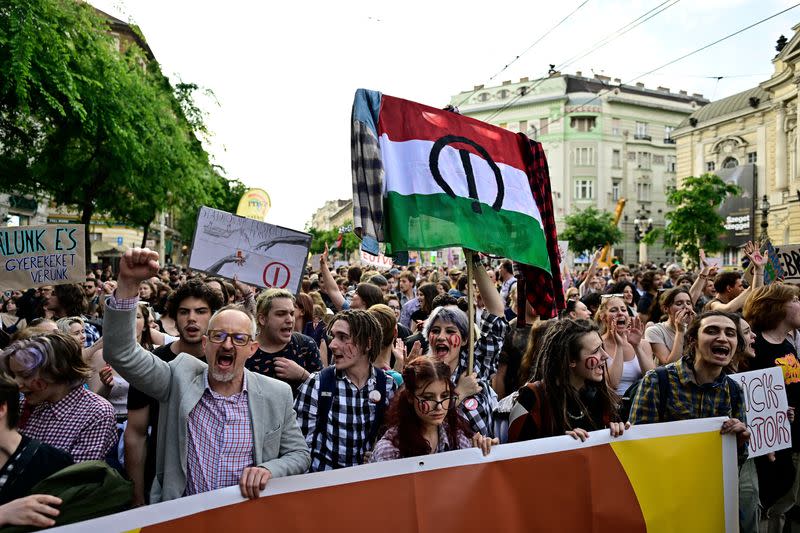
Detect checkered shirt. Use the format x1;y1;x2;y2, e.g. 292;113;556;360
19;386;117;462
369;422;472;462
184;370;254;496
453;312;508;437
83;320;100;347
294;366;397;472
351;89;385;242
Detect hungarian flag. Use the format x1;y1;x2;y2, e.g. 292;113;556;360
352;89;565;317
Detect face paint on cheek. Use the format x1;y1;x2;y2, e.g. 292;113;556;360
448;334;462;348
584;356;600;370
428;333;438;348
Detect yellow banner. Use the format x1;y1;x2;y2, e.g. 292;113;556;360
235;189;271;221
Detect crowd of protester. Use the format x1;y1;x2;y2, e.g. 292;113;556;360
0;241;797;532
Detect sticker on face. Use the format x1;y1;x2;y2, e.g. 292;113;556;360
584;356;600;370
463;398;479;411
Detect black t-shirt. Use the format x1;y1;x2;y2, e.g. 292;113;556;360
0;435;73;505
245;333;322;393
126;343;180;501
750;333;800;451
499;320;531;394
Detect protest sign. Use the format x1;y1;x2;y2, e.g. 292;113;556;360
764;241;786;285
0;224;85;290
51;418;738;533
359;249;393;270
189;207;311;294
772;244;800;284
730;367;792;457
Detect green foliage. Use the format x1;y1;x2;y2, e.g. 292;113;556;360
561;206;623;255
307;221;360;255
174;174;249;243
649;173;740;266
0;0;219;257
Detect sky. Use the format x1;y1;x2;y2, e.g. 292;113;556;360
89;0;800;231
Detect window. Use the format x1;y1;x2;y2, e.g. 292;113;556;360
612;181;621;201
706;161;716;171
574;147;595;165
477;92;490;102
666;156;676;173
89;232;103;241
748;152;757;163
637;152;651;170
574;179;595;200
571;116;596;132
637;182;651;202
612;118;620;136
519;120;528;135
635;121;650;140
664;125;675;143
722;157;738;169
517;86;528;96
653;155;664;165
612;149;621;168
497;89;510;99
628;151;637;161
539;118;549;135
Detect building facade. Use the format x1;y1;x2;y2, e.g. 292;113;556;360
309;199;353;231
451;72;707;265
673;27;800;261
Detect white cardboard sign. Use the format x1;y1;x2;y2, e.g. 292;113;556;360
189;206;311;294
360;249;393;270
730;366;792;458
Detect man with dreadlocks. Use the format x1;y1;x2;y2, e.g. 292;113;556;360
294;309;397;471
507;319;628;443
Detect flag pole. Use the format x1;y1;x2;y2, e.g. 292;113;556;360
466;250;476;372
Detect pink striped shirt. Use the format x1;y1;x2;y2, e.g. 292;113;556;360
184;371;254;495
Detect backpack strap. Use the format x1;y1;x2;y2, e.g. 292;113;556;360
312;367;337;449
655;366;670;422
365;368;389;447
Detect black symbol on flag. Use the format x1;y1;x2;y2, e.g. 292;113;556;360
429;135;504;214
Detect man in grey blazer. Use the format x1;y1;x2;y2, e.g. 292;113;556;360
103;247;310;503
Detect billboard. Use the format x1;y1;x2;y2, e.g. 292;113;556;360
716;164;755;248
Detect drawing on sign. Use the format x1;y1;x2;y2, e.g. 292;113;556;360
262;262;291;289
429;135;504;214
189;207;311;293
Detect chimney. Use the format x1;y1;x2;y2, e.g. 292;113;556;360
692;93;704;98
474;84;484;90
575;70;583;77
502;80;511;85
679;90;687;95
520;77;529;83
613;78;621;84
657;86;670;92
636;82;645;88
594;74;610;82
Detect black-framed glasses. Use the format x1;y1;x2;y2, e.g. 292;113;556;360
207;330;253;346
415;395;458;414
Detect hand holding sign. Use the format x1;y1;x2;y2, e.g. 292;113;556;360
118;248;160;299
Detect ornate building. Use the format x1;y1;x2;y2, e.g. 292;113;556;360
673;26;800;260
452;72;706;264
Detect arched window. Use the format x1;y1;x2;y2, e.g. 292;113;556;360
722;157;739;169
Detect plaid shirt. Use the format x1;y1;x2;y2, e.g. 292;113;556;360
184;370;254;496
629;356;747;427
294;366;397;472
514;136;565;320
83;321;100;348
19;386;117;462
369;423;472;462
453;312;508;437
351;89;385;242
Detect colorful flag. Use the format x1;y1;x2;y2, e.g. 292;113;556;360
352;89;550;271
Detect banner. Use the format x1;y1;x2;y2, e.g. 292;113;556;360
716;164;755;247
730;367;792;457
359;249;393;270
235;188;271;222
0;224;85;290
189;207;311;294
50;418;738;533
772;244;800;284
764;241;786;285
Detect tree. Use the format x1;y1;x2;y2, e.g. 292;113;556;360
174;173;249;245
0;0;215;259
307;221;359;256
644;173;740;266
561;206;623;256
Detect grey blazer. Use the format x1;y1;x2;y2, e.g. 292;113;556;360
103;306;311;502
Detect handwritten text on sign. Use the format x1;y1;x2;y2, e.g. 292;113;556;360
360;249;394;270
0;224;86;290
731;366;792;457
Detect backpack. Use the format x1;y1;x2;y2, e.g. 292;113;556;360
312;366;389;458
620;366;743;423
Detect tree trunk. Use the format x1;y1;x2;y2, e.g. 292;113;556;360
140;219;152;248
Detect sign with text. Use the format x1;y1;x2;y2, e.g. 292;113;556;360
0;224;85;290
731;367;792;457
716;164;755;247
771;244;800;284
360;249;394;270
188;207;311;294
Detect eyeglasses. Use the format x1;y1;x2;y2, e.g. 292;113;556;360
207;330;253;346
415;395;458;414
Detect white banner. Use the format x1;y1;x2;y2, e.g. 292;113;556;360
360;249;393;270
730;366;792;457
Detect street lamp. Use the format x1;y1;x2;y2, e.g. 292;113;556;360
759;194;770;242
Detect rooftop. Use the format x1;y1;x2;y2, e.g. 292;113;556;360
677;86;770;128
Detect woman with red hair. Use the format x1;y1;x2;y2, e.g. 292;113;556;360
369;357;497;462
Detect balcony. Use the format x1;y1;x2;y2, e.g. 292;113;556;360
633;134;652;141
663;138;676;144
